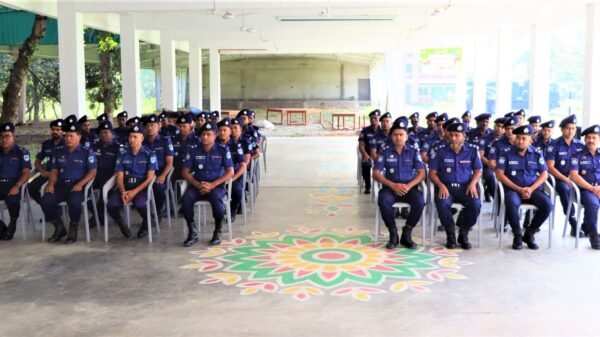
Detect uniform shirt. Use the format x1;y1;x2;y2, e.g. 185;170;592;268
408;126;424;137
115;146;158;179
370;129;388;155
467;128;493;149
358;125;379;153
420;132;443;155
36;138;65;171
0;144;32;180
92;140;124;174
183;143;233;182
160;124;180;139
496;146;547;187
545;137;586;176
218;138;247;171
532;136;553;156
486;135;513;161
416;128;436;144
143;134;174;173
50;144;97;181
173;133;198;172
81;131;99;149
374;145;424;184
429;143;483;185
113;126;129;145
571;148;600;185
429;139;449;159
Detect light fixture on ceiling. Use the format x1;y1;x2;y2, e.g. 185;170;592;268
277;15;395;22
246;28;257;33
223;10;234;19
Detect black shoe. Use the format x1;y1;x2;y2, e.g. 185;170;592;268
457;228;472;250
115;220;131;238
570;227;585;238
386;229;399;249
437;225;444;232
184;222;199;247
512;235;523;250
485;195;492;202
48;221;67;243
2;220;16;240
209;231;222;245
88;216;97;229
64;222;79;244
590;234;600;250
0;220;6;240
399;208;409;220
230;212;236;224
445;231;457;249
236;205;243;215
364;188;371;195
137;221;149;239
400;226;417;249
523;231;539;250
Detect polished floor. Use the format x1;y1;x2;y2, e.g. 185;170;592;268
1;136;599;337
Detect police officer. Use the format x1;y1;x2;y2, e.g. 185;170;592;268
217;118;248;223
429;122;482;249
231;117;253;216
373;118;426;249
546;114;586;236
0;123;32;240
78;115;99;149
416;112;438;145
467;113;492;146
570;124;600;249
106;124;158;239
370;112;392;160
358;109;381;194
461;110;472;132
181;122;234;246
248;110;264;147
41;123;97;244
486;116;518;170
407;112;422;137
514;109;526;126
143;114;174;218
533;120;555;154
194;111;208;134
114;111;129;145
495;124;552;250
172;113;198;182
64;114;78;125
479;117;505;201
420;113;448;164
528;115;542;138
160;111;180;139
29;119;65;205
90;120;124;227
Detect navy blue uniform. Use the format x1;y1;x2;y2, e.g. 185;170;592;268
91;140;124;224
218;138;248;215
358;125;379;190
107;146;158;223
467;128;492;148
546;137;586;219
143;134;175;215
374;145;425;231
113;126;129;145
29;138;65;204
420;132;443;159
532;136;552;155
172;132;198;181
0;145;31;221
429;143;483;231
81;131;99;149
160;124;180;139
496;146;552;233
40;145;97;224
181;143;233;226
571;149;600;235
480;132;502;199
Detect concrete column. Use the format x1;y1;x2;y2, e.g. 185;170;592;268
583;2;600;126
496;26;513;115
473;37;489;114
529;7;552;117
384;51;406;114
57;2;86;118
189;43;203;109
120;14;141;116
160;31;177;110
154;69;161;111
209;48;221;113
369;56;386;108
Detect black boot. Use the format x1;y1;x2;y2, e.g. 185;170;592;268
137;218;149;238
445;230;457;249
48;220;67;243
386;227;399;249
0;220;7;240
64;222;79;244
457;227;472;250
114;217;131;238
512;228;523;250
569;217;585;237
400;226;417;249
209;221;223;245
522;230;539;250
4;219;17;240
590;234;600;250
364;188;370;195
183;222;199;247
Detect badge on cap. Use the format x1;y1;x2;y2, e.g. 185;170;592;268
523;128;529;134
206;124;211;129
596;127;600;133
399;122;405;127
70;125;76;131
4;125;9;131
57;121;62;126
457;125;463;131
134;126;139;132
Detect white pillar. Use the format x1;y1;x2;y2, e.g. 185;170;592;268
154;69;161;111
529;7;552;116
383;51;406;114
189;43;203;109
160;32;177;110
496;26;513;115
369;56;386;108
209;48;221;112
57;2;86;118
120;14;141;116
473;37;489;114
583;2;600;126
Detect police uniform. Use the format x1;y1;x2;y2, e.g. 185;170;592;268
114;111;130;145
106;124;158;238
181;122;234;246
486;116;519;163
78;115;99;149
143;114;175;216
172;113;198;182
461;110;472;132
407;112;423;136
429;122;482;249
370;112;392;157
419;113;448;160
358;109;381;193
570;125;600;249
496;124;552;250
545;115;585;232
528;115;542;138
479;118;505;200
41;123;97;243
160;112;181;139
466;113;493;146
0;123;31;240
217;118;248;220
374;120;426;249
416;112;438;145
532;120;555;155
29;119;65;204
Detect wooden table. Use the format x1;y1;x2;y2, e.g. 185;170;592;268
266;108;284;125
332;112;357;130
286;109;307;125
267;108;322;126
220;110;238;118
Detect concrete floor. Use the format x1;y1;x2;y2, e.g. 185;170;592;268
1;136;599;337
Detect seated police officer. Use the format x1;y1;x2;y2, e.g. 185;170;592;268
29;119;65;206
461;110;472;132
217;118;248;223
41;123;97;244
107;124;158;239
0;123;31;240
181;122;234;247
528;115;542;138
358;109;381;194
407;112;422;137
78;115;99;149
114;111;129;145
143;114;174;218
486;116;518;170
370;112;392;160
160;111;180;139
172;113;197;183
533;120;555;154
90;120;124;227
416;112;438;145
194;111;208;134
429;122;482;249
237;109;261;161
467;113;492;147
420;112;448;164
479;117;505;201
546;114;586;237
231;117;252;215
569;125;600;250
495;125;552;250
373;118;426;249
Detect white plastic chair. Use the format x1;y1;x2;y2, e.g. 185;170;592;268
260;135;267;174
0;178;34;240
562;180;586;248
356;146;364;192
248;158;260;213
40;178;99;242
374;180;428;246
102;175;160;243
